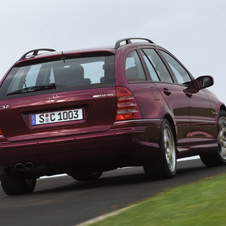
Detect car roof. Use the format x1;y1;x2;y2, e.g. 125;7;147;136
17;38;156;64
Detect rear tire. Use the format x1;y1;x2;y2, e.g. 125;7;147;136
144;119;177;180
200;110;226;167
0;172;36;196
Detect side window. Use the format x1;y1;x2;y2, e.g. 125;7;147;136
125;50;146;81
140;51;160;81
142;49;173;83
159;50;191;84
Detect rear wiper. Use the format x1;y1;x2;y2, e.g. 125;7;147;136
7;83;56;96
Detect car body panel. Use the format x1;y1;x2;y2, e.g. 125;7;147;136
0;119;162;172
0;87;116;142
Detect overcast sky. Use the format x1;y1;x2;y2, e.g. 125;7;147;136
0;0;226;102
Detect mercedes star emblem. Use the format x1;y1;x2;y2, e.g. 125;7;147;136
49;94;58;102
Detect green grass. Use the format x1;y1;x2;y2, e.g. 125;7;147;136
90;173;226;226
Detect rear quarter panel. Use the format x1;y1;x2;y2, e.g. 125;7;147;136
114;46;171;120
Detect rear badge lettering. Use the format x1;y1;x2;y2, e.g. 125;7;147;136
93;93;114;98
0;105;10;110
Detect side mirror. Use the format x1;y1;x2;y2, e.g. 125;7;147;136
196;76;214;89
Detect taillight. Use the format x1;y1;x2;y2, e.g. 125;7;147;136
0;128;6;142
115;87;142;121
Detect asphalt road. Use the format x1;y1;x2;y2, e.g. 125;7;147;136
1;158;226;226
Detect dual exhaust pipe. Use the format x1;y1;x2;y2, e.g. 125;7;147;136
15;162;34;170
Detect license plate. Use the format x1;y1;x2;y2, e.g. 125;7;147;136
31;109;83;125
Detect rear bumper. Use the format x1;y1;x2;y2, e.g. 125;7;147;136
0;119;161;174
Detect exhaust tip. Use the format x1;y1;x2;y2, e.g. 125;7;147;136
24;162;34;169
15;163;24;170
15;162;34;170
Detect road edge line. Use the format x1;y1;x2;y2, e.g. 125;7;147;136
76;204;137;226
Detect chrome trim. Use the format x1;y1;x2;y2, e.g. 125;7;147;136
190;119;216;123
114;119;161;124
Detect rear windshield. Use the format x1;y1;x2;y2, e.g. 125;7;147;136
0;55;115;99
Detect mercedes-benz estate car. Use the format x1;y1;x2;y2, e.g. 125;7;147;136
0;38;225;195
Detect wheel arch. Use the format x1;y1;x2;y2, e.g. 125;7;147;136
163;114;178;156
220;105;226;113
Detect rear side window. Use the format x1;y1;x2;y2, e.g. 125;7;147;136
142;49;173;83
159;50;191;84
125;50;146;82
140;51;160;81
1;55;115;98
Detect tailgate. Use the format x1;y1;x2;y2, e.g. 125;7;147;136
0;88;116;142
0;53;116;142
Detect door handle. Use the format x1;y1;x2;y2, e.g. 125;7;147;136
163;88;171;96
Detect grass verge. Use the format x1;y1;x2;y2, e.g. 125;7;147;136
89;173;226;226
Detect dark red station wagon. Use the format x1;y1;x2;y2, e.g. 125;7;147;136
0;38;226;195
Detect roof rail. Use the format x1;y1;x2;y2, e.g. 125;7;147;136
19;48;56;61
115;38;154;49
